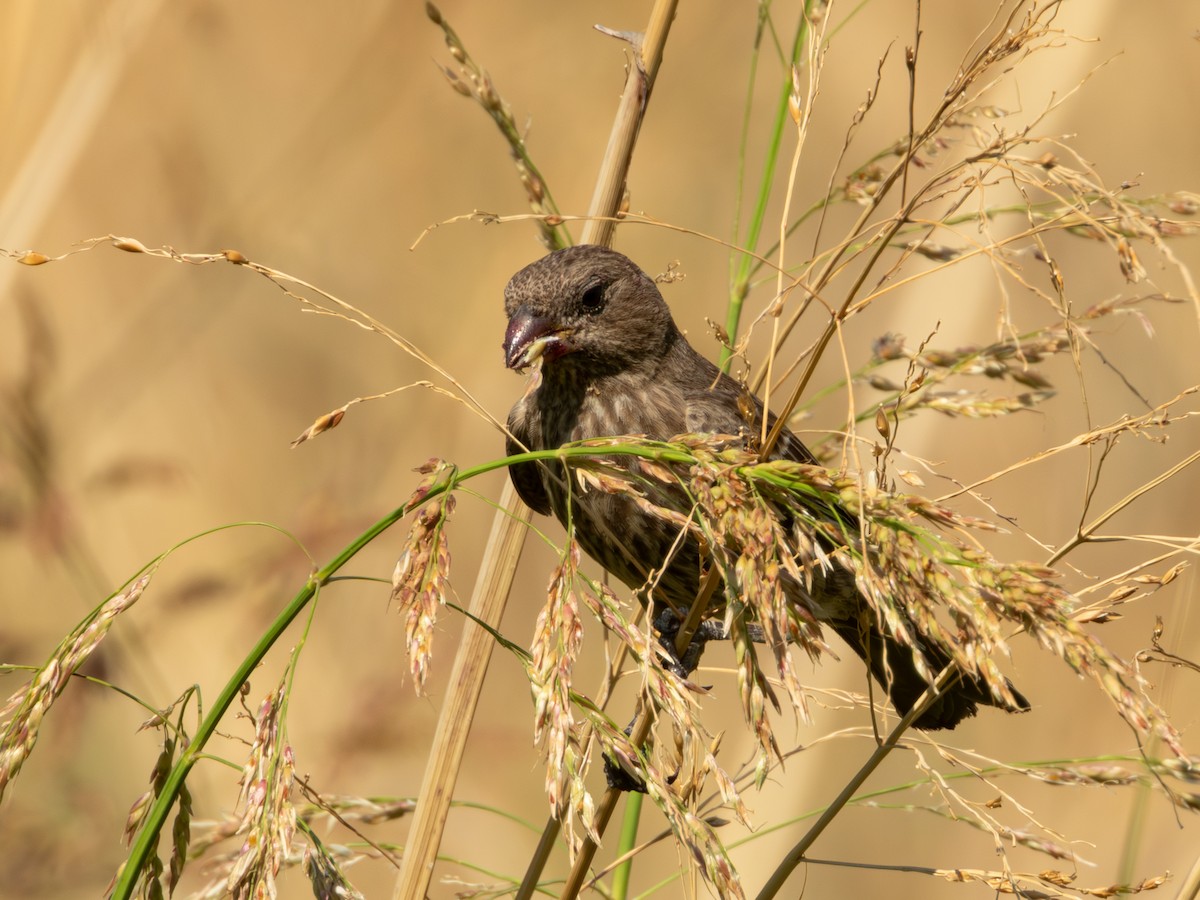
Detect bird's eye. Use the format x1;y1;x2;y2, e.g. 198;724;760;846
580;283;606;314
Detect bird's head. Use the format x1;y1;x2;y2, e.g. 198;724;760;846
503;245;678;376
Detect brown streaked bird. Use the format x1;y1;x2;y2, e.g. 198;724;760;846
502;244;1028;729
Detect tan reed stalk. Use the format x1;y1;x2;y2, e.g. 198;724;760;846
394;4;678;898
390;480;532;899
1177;850;1200;900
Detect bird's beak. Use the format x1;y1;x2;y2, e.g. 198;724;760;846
503;306;572;371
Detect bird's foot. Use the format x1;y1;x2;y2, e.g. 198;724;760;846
652;608;735;678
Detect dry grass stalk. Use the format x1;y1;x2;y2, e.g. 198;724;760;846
396;0;681;891
425;2;568;252
393;479;532;900
743;2;1200;450
935;386;1199;509
931;865;1169;898
4;1;1196;897
0;236;505;439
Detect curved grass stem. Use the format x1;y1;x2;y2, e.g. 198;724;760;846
112;505;410;900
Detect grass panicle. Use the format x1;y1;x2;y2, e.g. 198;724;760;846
224;679;298;900
390;459;458;694
1;2;1197;898
0;572;149;804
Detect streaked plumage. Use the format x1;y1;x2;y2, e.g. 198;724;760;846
502;244;1028;729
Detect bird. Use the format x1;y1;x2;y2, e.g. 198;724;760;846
502;243;1028;730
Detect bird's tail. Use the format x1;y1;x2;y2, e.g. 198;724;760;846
832;617;1030;730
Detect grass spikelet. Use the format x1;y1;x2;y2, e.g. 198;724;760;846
558;435;1188;761
584;708;746;900
390;459;457;694
226;678;298;900
585;574;752;824
300;824;365;900
528;540;590;844
425;2;568;250
0;572;150;805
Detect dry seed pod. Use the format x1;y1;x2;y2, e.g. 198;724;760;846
290;409;345;447
875;406;891;440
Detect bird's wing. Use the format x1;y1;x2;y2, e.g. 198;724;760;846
506;408;553;516
682;361;818;465
764;417;820;466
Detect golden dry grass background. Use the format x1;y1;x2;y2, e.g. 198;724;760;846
1;2;1199;898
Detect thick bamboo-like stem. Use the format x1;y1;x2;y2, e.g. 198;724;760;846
581;2;676;249
396;4;677;898
1177;849;1200;900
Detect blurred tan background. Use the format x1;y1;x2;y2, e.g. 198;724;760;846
1;2;1198;898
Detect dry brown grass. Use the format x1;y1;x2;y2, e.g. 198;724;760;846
1;2;1198;899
